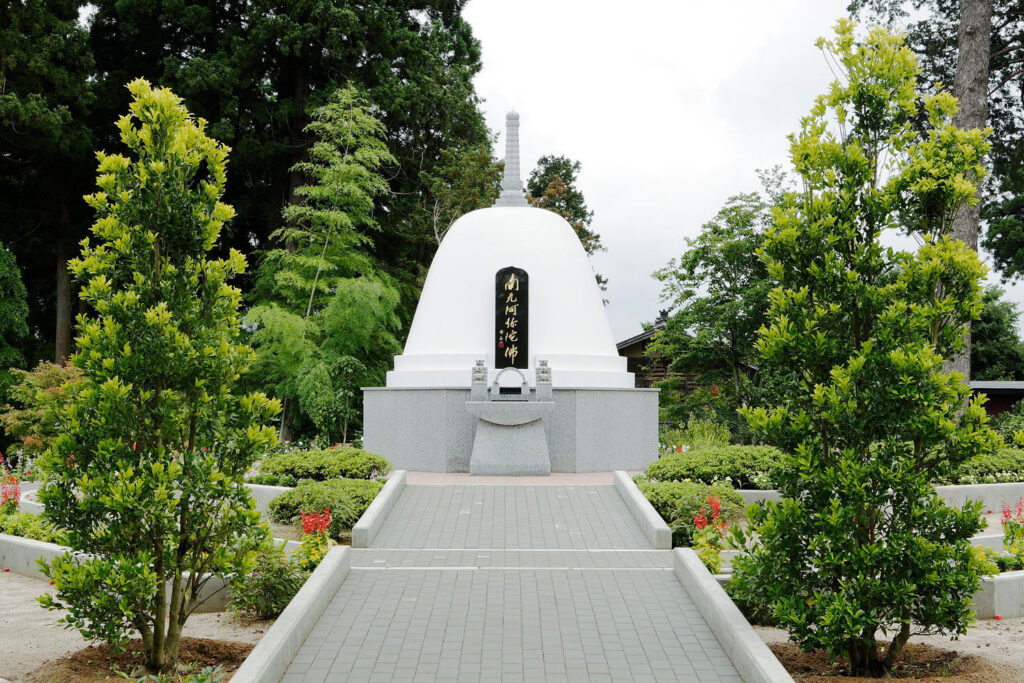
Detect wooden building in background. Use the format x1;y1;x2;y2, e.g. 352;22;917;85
616;311;700;390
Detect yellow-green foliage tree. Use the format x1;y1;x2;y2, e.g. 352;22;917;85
732;21;998;677
37;80;279;673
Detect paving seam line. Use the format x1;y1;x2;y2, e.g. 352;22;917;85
612;470;672;549
351;566;675;571
230;546;351;683
673;548;794;683
351;470;407;547
351;547;667;552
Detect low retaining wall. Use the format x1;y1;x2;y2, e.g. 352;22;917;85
974;569;1024;619
231;546;351;683
673;548;793;683
0;533;230;613
613;471;671;549
739;482;1024;509
936;482;1024;511
711;558;1023;620
245;483;293;514
351;471;406;548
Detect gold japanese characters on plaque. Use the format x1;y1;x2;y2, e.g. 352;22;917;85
495;266;528;369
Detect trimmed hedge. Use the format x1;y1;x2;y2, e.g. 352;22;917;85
259;448;390;483
644;445;785;490
268;478;383;538
635;478;745;546
943;448;1024;484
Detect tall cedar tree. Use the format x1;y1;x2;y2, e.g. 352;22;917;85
0;243;29;403
0;0;95;366
731;22;997;676
86;0;490;324
37;80;279;673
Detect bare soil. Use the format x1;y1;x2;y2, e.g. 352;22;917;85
23;637;253;682
757;625;1024;682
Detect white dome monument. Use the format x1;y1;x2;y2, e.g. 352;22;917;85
363;112;658;473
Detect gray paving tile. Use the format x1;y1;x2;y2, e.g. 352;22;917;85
370;485;653;549
276;483;749;681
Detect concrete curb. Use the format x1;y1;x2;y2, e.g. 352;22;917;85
0;533;230;613
739;482;1024;510
231;546;351;683
974;569;1024;619
971;533;1006;551
936;482;1024;510
613;471;671;549
245;483;294;514
673;548;793;683
351;470;407;548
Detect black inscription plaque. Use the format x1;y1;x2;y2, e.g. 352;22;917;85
495;266;528;369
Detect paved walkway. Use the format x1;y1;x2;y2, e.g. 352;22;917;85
281;484;744;682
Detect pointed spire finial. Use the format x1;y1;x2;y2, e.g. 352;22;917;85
495;111;528;207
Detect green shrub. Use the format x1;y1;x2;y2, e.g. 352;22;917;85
634;478;745;546
229;543;307;620
644;445;785;490
0;510;66;544
660;416;732;451
267;478;383;537
260;448;390;482
942;448;1024;484
725;556;780;626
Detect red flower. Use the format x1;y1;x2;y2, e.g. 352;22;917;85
693;508;708;529
301;508;332;535
708;494;721;520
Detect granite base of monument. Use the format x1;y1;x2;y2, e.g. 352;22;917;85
362;387;658;473
465;400;553;475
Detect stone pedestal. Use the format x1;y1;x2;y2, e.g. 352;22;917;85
465;401;553;476
362;386;659;473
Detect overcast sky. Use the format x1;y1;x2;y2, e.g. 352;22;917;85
462;0;1024;341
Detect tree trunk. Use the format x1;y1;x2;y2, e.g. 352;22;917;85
949;0;993;381
54;233;72;366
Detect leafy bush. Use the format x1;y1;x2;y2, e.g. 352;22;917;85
940;448;1024;484
259;448;390;482
229;543;307;620
725;554;780;626
644;445;785;490
990;400;1024;447
0;510;66;544
267;478;383;537
659;416;732;452
635;478;745;546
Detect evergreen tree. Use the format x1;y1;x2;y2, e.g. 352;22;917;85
972;287;1024;380
732;22;997;676
0;0;95;365
86;0;490;323
37;80;279;673
0;242;29;400
423;144;503;243
649;190;774;436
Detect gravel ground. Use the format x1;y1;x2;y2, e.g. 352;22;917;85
0;573;268;682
